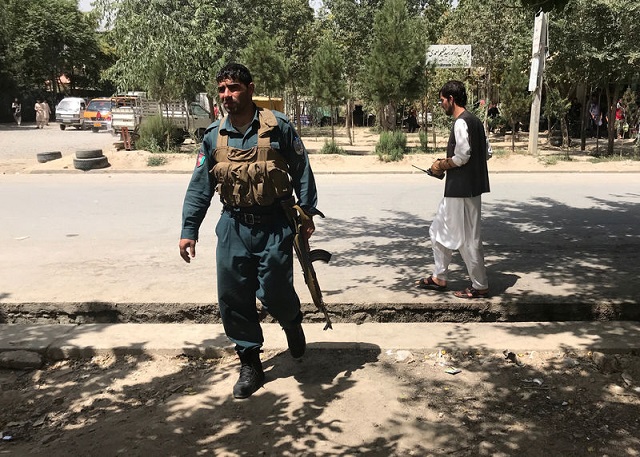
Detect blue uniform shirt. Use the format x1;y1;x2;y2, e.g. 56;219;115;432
181;106;319;241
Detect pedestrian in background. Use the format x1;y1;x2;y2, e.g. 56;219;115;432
34;99;45;129
179;63;322;399
43;99;51;126
11;98;22;126
416;80;492;299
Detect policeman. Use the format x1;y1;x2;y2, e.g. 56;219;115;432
179;63;321;399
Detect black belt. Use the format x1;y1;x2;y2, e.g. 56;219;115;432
223;207;283;226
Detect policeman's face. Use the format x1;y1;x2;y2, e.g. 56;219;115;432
439;95;454;116
217;78;254;115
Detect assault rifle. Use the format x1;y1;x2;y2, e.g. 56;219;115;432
282;202;333;330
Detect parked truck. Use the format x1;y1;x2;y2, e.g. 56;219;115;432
111;97;212;144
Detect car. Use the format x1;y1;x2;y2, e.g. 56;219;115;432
84;97;113;132
55;97;86;130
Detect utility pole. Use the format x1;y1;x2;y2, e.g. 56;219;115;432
527;11;548;155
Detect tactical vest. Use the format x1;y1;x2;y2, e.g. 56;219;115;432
211;108;292;207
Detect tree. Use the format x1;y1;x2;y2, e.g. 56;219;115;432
546;0;640;155
94;0;224;101
309;37;346;142
360;0;426;131
440;0;531;116
323;0;381;142
1;0;109;104
274;0;317;132
499;56;530;152
241;21;287;103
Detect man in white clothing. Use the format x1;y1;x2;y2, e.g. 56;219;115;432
416;80;491;299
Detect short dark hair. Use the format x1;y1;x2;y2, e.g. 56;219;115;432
216;63;253;86
439;80;467;108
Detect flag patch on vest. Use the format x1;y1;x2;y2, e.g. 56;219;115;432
293;136;305;155
196;151;206;167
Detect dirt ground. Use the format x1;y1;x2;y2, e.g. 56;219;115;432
1;348;640;456
9;124;640;175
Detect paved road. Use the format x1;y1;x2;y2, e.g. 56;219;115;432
1;173;638;320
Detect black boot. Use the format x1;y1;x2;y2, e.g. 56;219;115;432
284;322;306;359
233;349;265;399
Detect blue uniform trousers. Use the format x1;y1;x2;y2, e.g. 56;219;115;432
215;211;302;353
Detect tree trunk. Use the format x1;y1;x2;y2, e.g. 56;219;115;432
292;84;301;134
605;85;619;156
580;84;588;151
561;116;570;153
381;102;396;131
345;99;353;146
330;104;335;142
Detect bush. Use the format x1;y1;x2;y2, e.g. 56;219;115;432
320;140;345;154
147;155;168;167
137;115;185;152
418;130;430;153
375;130;407;162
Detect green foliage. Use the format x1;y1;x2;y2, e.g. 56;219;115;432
94;0;223;99
320;140;346;155
147;155;168;167
518;0;570;12
138;116;185;152
375;131;407;162
310;36;347;141
500;57;530;132
544;86;571;122
310;38;346;107
241;21;286;97
360;0;426;114
418;130;430;153
1;0;111;105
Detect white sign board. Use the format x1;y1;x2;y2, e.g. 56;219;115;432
426;45;472;68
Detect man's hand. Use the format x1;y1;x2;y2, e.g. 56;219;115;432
301;216;315;240
430;158;456;175
179;239;196;263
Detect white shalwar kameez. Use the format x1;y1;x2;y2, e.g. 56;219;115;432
429;118;491;290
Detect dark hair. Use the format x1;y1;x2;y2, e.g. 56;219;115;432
439;80;467;108
216;63;253;85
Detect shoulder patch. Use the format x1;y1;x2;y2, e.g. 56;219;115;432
196;151;206;168
293;136;305;155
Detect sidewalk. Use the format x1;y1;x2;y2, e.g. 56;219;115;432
2;322;640;364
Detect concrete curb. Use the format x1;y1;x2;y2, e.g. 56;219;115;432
1;322;640;361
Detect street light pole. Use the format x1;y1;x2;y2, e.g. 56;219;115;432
528;11;548;155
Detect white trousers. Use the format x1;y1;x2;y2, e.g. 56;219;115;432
429;196;488;290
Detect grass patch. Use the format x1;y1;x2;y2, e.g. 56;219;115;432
490;148;512;158
588;152;640;163
320;140;346;154
147;155;168;167
538;154;574;166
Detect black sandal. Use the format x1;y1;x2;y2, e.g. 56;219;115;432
453;287;489;299
415;277;447;291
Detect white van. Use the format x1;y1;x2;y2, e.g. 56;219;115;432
55;97;87;130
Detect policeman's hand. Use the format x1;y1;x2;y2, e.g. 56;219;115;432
301;217;315;240
179;239;196;263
